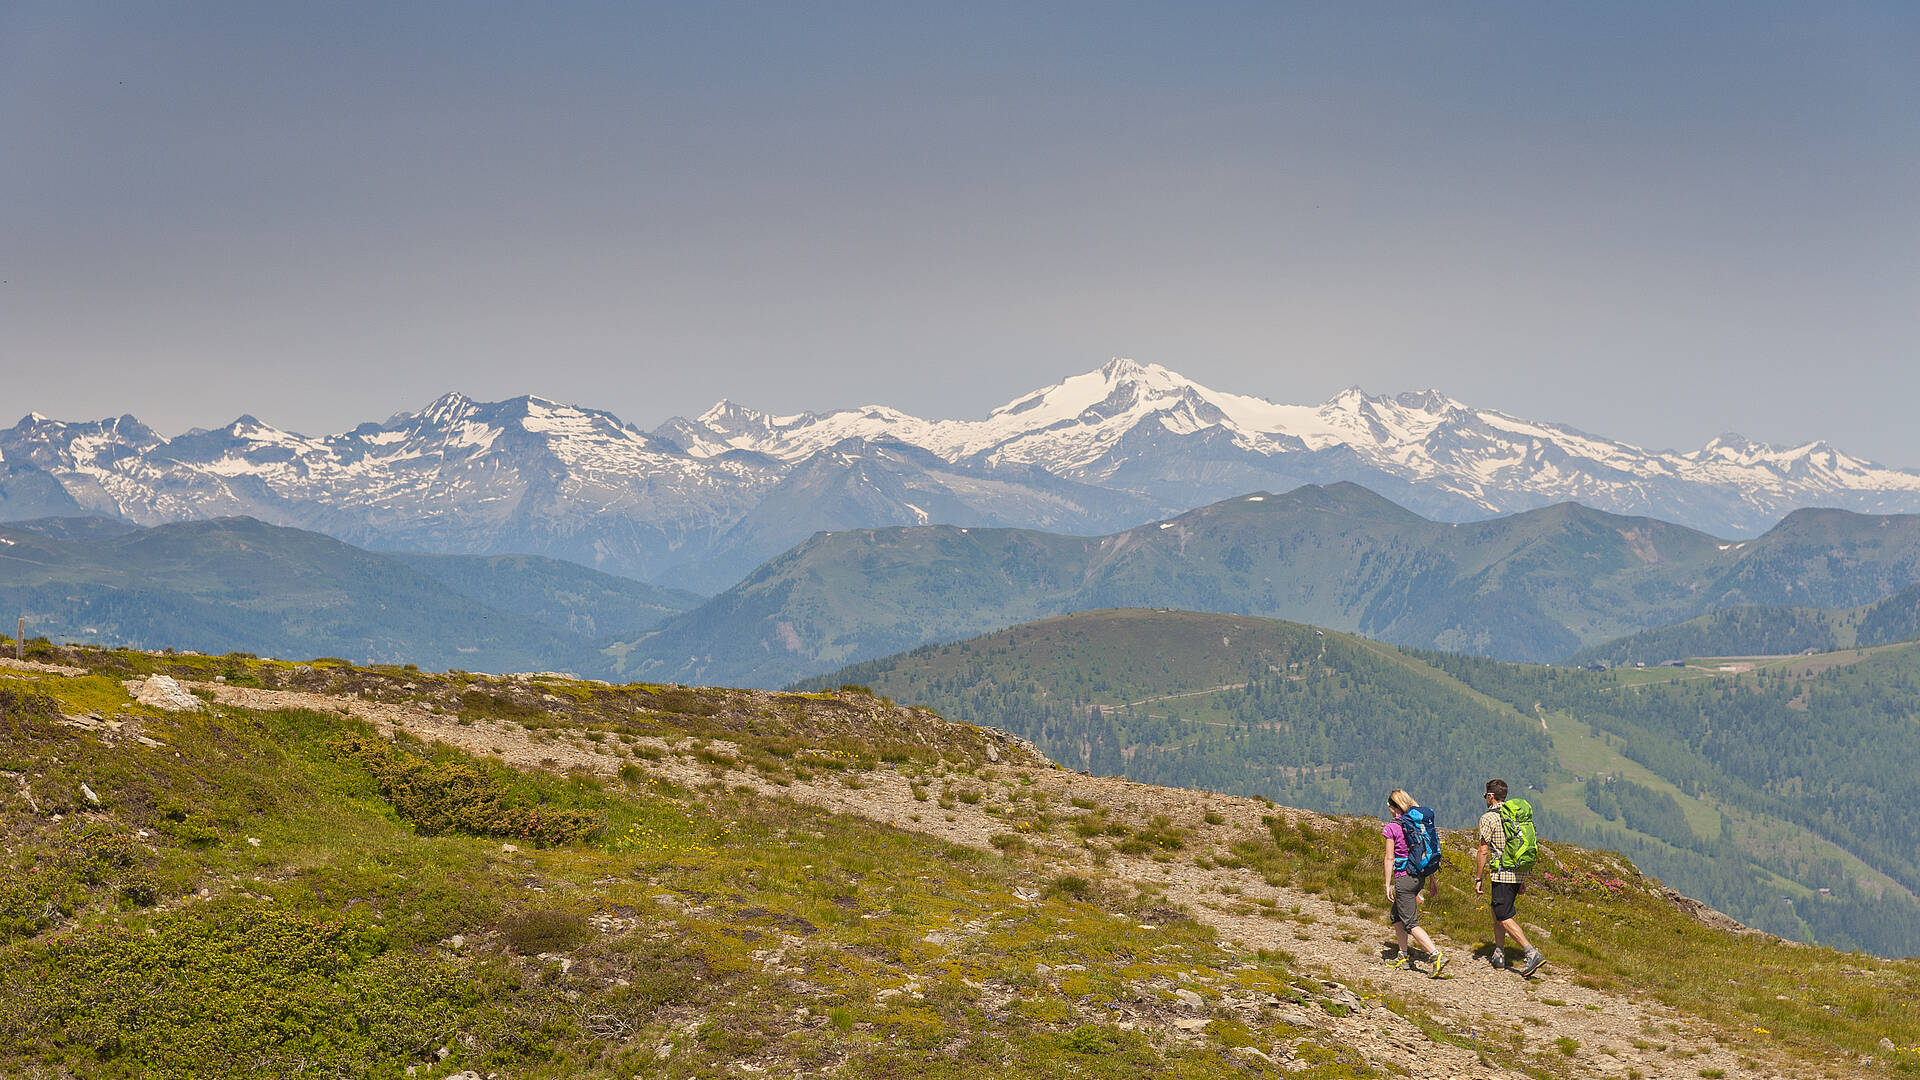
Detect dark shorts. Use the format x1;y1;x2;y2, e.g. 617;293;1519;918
1391;874;1425;928
1490;881;1521;922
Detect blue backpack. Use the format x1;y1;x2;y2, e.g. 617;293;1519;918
1398;806;1442;878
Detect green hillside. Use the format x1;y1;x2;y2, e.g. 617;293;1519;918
1421;643;1920;956
0;517;688;673
2;642;1917;1079
614;484;1920;688
801;610;1559;832
805;609;1920;957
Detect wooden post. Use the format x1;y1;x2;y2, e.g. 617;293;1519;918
14;618;22;660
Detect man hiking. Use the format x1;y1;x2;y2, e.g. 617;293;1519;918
1476;778;1546;977
1382;789;1448;977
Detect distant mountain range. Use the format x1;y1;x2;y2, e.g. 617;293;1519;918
8;359;1920;592
12;487;1920;691
0;516;696;672
613;483;1920;688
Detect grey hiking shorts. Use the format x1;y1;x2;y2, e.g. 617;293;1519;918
1390;874;1425;928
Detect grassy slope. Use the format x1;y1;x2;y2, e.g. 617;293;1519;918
2;643;1918;1078
805;609;1920;956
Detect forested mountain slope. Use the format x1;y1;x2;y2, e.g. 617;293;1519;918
622;485;1920;687
1422;642;1920;956
803;609;1557;831
1566;582;1920;667
807;609;1920;956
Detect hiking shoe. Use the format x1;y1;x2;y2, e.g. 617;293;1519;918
1430;952;1449;979
1519;949;1547;977
1388;954;1414;970
1489;950;1509;970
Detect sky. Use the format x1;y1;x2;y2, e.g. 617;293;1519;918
3;3;1918;463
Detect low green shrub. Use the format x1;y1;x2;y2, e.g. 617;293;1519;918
0;852;81;940
501;908;591;955
1059;1023;1121;1055
9;901;475;1079
59;821;139;884
1044;874;1093;901
333;737;600;847
0;689;63;741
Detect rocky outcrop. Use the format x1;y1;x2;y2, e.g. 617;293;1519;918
130;674;203;712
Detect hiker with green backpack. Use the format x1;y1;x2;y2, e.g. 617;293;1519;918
1475;778;1546;977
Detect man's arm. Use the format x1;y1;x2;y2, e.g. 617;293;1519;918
1475;840;1490;895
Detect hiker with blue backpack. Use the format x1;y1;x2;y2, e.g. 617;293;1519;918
1476;778;1546;977
1382;789;1449;977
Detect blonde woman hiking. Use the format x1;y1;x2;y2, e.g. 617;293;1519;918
1382;789;1448;977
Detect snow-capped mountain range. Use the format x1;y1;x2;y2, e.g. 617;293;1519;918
6;359;1918;592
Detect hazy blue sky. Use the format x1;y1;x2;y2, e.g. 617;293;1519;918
4;3;1917;462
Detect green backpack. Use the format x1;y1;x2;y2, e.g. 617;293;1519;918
1495;797;1538;874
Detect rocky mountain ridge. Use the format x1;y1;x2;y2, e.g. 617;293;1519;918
664;359;1920;534
8;359;1920;591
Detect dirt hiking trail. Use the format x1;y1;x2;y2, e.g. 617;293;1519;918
205;681;1808;1080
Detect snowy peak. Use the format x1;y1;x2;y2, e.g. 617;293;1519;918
5;411;162;447
1693;432;1853;466
696;398;798;434
0;413;166;470
1294;385;1473;451
1392;389;1455;413
415;391;482;429
986;358;1195;426
667;398;936;462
